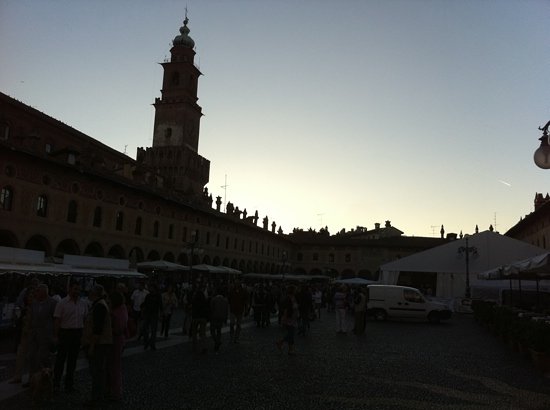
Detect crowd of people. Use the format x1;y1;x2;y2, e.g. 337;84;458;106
8;278;129;406
6;276;371;406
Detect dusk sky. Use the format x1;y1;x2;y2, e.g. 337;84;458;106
1;0;549;237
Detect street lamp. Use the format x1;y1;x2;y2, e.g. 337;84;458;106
534;120;550;169
186;230;199;283
281;251;288;281
458;235;478;298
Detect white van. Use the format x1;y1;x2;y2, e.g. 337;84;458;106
366;285;452;323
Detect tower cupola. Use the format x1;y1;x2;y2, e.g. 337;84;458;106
173;17;195;48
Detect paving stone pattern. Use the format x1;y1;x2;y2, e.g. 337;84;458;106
2;313;550;410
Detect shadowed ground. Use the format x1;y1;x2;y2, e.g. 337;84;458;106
1;313;550;410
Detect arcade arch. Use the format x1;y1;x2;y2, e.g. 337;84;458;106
129;247;145;263
163;252;175;262
0;230;18;248
147;250;160;261
83;242;104;257
25;235;51;256
55;239;80;257
107;245;125;259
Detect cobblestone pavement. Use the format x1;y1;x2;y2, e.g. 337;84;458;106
2;312;550;410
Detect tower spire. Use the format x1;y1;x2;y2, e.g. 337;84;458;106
173;10;195;48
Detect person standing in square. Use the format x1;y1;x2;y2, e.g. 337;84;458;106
53;280;88;393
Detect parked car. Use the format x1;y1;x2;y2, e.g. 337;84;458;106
366;285;452;323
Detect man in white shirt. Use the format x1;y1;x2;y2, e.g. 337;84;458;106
130;282;149;340
53;280;88;393
312;287;323;319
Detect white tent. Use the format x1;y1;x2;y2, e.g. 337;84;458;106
379;231;546;298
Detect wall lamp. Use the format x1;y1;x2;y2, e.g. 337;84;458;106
534;120;550;169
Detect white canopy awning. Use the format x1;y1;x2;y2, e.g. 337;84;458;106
334;278;377;285
478;252;550;280
0;262;72;276
192;264;241;274
0;248;145;278
69;268;146;279
137;260;189;271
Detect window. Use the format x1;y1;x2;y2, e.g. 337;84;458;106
328;253;335;263
45;143;52;153
135;217;142;235
172;72;180;85
297;253;303;262
93;206;102;227
182;226;187;242
226;237;229;249
0;122;9;140
0;186;13;210
36;195;48;217
168;224;174;240
313;253;319;261
403;289;425;303
67;200;78;223
345;253;352;263
153;221;159;237
67;153;76;165
115;211;124;231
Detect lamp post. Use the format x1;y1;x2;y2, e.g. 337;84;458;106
187;230;198;283
458;235;478;298
281;251;288;282
534;120;550;169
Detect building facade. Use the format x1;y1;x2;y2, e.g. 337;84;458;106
289;222;447;279
0;17;446;277
506;193;550;250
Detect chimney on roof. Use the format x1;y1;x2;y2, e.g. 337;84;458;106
375;223;380;230
385;220;391;228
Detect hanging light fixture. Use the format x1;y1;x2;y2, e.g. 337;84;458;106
534;120;550;169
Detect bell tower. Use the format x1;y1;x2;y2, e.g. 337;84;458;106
137;14;210;196
153;14;202;150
